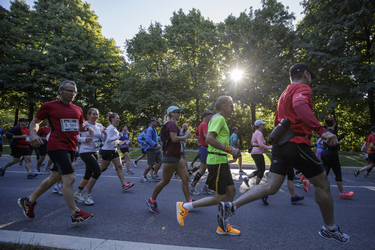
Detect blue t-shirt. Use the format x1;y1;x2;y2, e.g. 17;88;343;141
316;137;324;152
119;132;129;149
0;128;5;144
229;133;239;148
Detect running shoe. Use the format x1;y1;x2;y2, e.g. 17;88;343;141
201;186;215;195
242;176;250;187
216;224;241;236
27;173;38;179
296;181;303;188
303;179;310;193
174;173;180;179
140;176;150;183
149;167;154;177
146;198;159;213
152;175;161;181
339;189;354;199
218;202;234;232
133;161;138;168
318;225;349;244
354;169;360;177
74;193;84;203
53;184;63;195
126;170;134;175
291;195;305;204
0;167;5;177
189;186;200;195
44;168;51;174
176;202;188;227
364;172;370;178
33;169;42;175
239;170;246;175
17;197;36;219
83;194;94;205
261;196;269;205
122;182;134;191
71;208;94;224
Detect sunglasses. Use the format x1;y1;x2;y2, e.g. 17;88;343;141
173;111;181;114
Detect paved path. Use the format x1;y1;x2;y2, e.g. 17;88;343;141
0;155;374;250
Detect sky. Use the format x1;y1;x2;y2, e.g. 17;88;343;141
0;0;305;51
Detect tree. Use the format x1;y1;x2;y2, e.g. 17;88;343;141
297;0;375;126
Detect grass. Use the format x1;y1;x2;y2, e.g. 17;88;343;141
2;145;367;167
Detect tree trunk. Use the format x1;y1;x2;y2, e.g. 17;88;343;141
28;102;34;122
369;89;375;126
196;96;200;128
14;108;19;126
250;102;256;126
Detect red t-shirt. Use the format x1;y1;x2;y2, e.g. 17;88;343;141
38;126;51;145
163;121;181;158
275;83;325;145
194;121;208;146
366;134;375;154
17;126;30;148
35;100;85;152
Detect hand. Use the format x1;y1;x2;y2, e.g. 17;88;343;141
22;134;28;138
87;127;94;135
185;132;192;139
231;147;240;157
29;134;44;147
156;143;161;149
86;137;93;142
102;130;107;135
143;142;146;145
321;131;338;147
119;141;124;145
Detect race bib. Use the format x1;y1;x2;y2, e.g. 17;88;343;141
60;119;79;132
93;138;101;148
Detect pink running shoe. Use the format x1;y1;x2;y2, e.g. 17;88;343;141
339;189;354;199
303;179;310;193
122;182;134;191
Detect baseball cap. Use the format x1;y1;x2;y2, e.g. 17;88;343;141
142;126;148;130
371;126;375;132
202;110;213;119
167;106;183;115
19;118;28;122
289;63;316;79
254;120;266;126
150;117;160;123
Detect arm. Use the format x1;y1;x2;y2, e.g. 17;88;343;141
170;131;191;143
293;100;337;146
206;132;239;156
256;132;272;150
29;117;44;147
146;129;157;147
371;143;375;150
105;127;120;143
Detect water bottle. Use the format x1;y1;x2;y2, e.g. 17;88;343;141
269;118;291;144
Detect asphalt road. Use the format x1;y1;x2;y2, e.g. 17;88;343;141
0;156;374;250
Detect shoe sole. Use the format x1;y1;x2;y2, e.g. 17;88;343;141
318;231;349;244
146;201;159;213
216;229;240;236
17;198;33;219
71;214;94;224
122;183;134;191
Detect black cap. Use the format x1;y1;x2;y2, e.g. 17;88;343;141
142;126;148;130
202;110;213;119
371;126;375;132
19;118;28;122
150;117;160;123
290;63;316;79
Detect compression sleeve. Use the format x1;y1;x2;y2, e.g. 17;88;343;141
293;100;327;136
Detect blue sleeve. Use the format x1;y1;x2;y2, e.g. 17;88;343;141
146;128;157;147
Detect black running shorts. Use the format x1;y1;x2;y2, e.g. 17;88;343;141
270;142;324;179
48;149;75;175
207;162;234;195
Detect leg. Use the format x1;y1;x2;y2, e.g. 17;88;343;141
151;162;175;200
23;155;32;175
3;157;20;170
175;159;191;202
36;155;46;170
124;152;130;172
113;157;126;184
61;173;79;215
28;171;62;203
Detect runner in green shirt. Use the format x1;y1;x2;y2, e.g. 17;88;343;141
176;95;241;236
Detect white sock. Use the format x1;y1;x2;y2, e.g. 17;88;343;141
183;202;194;211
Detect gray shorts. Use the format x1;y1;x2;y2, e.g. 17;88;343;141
162;156;181;164
147;148;162;166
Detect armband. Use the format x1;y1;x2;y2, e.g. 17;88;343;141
224;146;232;153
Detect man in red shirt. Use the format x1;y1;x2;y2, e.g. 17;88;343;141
354;126;375;176
34;120;51;174
17;80;94;224
0;118;37;179
189;110;213;195
217;63;349;243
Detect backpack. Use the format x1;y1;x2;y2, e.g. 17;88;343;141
160;121;171;152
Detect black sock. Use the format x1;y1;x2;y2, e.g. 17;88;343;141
191;173;202;187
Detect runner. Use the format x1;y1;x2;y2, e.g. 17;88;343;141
354;126;375;177
119;124;134;175
217;63;349;243
133;126;148;167
228;127;245;174
189;110;214;195
146;106;192;213
100;113;134;191
176;96;241;236
74;108;107;205
0;126;5;158
140;117;163;183
321;117;353;199
1;118;37;179
17;80;94;224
